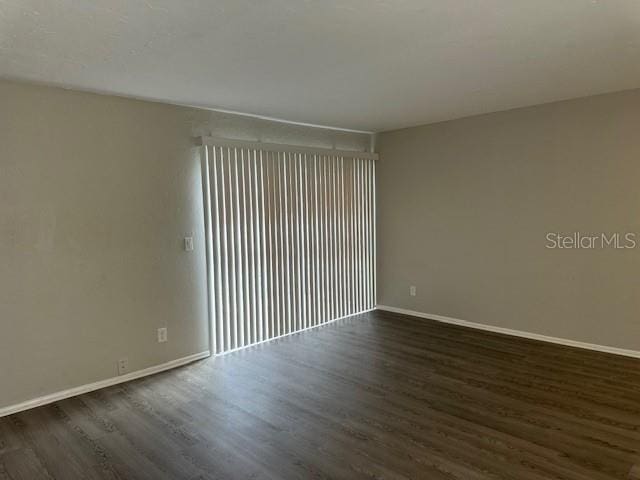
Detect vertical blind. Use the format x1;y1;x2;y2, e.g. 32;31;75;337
204;142;376;354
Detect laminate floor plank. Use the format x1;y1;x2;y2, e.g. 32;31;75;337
1;310;640;479
0;447;55;480
220;334;627;479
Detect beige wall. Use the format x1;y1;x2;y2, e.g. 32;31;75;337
0;79;371;410
377;89;640;351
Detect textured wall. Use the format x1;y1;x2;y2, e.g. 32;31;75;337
377;89;640;351
0;79;371;409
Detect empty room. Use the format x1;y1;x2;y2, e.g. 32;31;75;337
2;1;640;479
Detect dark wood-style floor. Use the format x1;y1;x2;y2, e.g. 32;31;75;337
2;310;640;479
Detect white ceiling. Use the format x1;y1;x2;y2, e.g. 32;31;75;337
2;0;640;132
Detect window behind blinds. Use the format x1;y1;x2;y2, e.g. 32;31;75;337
204;143;375;354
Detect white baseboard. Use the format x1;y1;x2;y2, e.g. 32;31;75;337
376;305;640;360
0;308;376;418
0;350;211;418
6;305;637;417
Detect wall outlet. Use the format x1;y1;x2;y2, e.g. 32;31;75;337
117;358;129;376
409;285;417;296
184;236;194;252
157;327;168;343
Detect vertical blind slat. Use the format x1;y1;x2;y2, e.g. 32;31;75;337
304;154;313;329
220;148;231;352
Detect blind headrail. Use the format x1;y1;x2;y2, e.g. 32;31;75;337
195;136;379;160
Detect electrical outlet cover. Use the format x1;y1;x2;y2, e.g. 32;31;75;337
158;327;168;343
117;358;129;375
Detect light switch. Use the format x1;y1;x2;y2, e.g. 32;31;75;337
184;236;194;251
